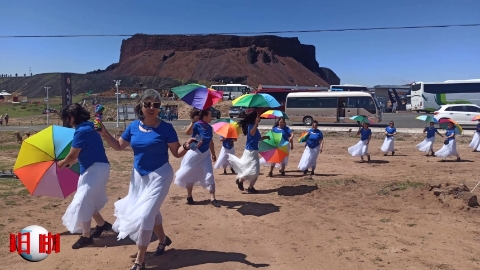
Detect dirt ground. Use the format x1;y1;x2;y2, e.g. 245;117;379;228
1;129;480;270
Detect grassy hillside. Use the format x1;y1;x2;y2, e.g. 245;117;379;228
0;73;201;98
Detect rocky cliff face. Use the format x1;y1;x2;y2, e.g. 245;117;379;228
106;34;339;86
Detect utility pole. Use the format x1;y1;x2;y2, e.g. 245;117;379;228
114;80;121;128
44;87;51;125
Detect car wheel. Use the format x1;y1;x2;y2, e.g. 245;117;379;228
303;116;313;126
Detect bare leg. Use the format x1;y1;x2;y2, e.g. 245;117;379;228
153;224;166;244
81;220;92;238
92;211;105;227
135;246;148;265
186;183;194;198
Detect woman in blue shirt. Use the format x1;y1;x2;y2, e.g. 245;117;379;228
260;117;294;177
435;122;461;161
416;121;443;156
298;120;324;175
99;89;198;270
228;111;270;193
468;120;480;151
213;135;237;175
381;121;397;155
348;122;372;162
174;108;219;207
58;104;111;250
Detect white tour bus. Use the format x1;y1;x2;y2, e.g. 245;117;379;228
408;79;480;112
285;92;382;125
329;84;368;92
210;84;252;100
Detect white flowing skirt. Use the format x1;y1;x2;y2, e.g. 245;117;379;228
62;162;110;234
380;136;395;152
417;137;435;153
259;143;290;168
213;146;235;169
113;163;173;247
348;140;369;157
298;146;320;171
435;139;459;158
174;150;215;191
228;149;260;182
469;132;480;150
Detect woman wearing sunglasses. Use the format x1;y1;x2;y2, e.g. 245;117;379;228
99;89;198;270
435;122;461;162
174;108;219;207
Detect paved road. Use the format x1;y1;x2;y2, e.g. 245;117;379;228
0;112;477;132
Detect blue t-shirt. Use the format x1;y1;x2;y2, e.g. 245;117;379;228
71;121;109;175
220;136;234;150
360;128;372;141
446;128;455;141
273;126;292;142
425;127;438;138
121;120;179;176
306;128;323;149
246;124;261;150
385;126;396;137
192;121;213;153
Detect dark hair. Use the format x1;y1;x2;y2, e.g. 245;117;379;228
273;117;287;128
199;108;210;120
189;108;201;119
61;103;90;125
312;120;318;125
134;89;161;120
389;121;394;125
363;122;370;126
239;111;258;136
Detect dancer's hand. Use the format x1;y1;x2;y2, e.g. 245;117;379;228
57;160;69;169
211;154;217;162
255;115;261;124
290;143;293;150
185;137;202;150
97;123;107;136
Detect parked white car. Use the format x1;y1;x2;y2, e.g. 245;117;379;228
433;104;480;125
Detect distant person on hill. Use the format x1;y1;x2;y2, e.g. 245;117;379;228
0;115;3;126
417;121;443;156
4;113;9;125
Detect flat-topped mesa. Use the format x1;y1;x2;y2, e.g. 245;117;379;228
111;34;340;86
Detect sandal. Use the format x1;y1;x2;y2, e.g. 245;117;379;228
154;236;172;256
130;262;145;270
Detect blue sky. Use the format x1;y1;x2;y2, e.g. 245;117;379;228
1;0;479;86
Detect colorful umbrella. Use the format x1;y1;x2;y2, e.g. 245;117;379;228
13;125;80;199
471;115;480;121
232;93;281;108
258;130;289;163
438;118;463;134
415;115;438;123
260;110;289;120
171;84;223;110
349;115;372;124
298;131;309;143
211;121;241;139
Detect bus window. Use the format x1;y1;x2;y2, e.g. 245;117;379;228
358;97;377;114
411;84;422;91
347;97;358;108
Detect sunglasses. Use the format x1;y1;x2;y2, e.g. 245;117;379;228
143;102;161;109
